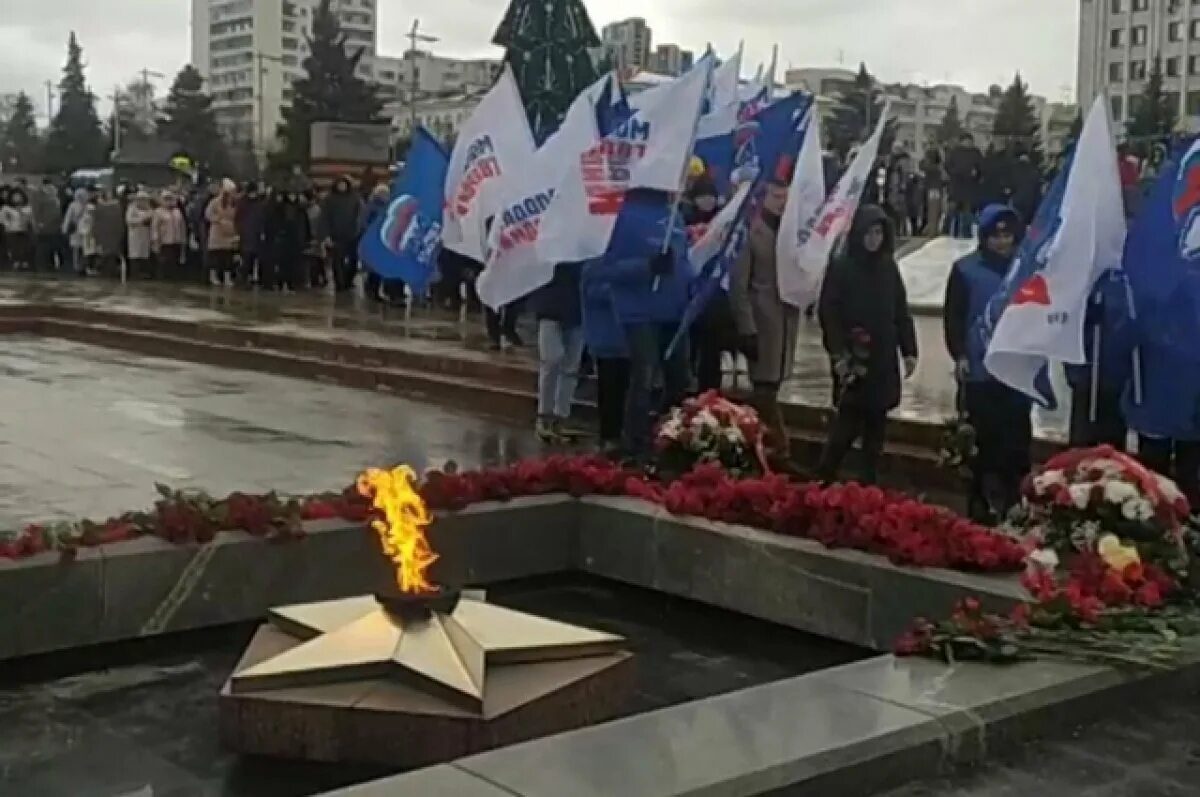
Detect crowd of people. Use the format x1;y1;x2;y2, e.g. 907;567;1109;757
0;175;412;295
0;139;1176;529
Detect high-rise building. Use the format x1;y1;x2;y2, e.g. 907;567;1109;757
1077;0;1199;132
192;0;379;152
601;18;652;76
649;44;694;77
191;0;498;157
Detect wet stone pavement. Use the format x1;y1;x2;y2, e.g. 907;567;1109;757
878;695;1200;797
0;274;1070;438
0;335;537;529
0;576;865;797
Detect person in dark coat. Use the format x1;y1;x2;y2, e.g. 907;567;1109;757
945;133;983;237
816;205;918;484
943;204;1032;522
235;183;267;286
1009;151;1042;228
321;176;364;293
264;190;309;292
683;174;733;392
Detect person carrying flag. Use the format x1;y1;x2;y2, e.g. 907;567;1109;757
587;187;692;459
944;204;1033;522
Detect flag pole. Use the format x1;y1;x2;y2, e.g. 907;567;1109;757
1088;323;1102;425
1121;272;1144;405
653;58;714;291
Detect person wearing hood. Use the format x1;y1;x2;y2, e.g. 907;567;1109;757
731;180;800;464
62;188;90;274
322;176;365;293
944;204;1033;522
264;189;310;292
153;190;187;280
589;188;692;457
817;205;918;484
236;182;267;286
205;179;239;286
0;187;35;270
301;189;326;289
125;190;155;279
32;181;64;272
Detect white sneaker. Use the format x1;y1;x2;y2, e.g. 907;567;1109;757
223;273;235;287
209;270;220;287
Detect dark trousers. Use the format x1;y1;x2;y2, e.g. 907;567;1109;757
690;294;735;393
305;253;326;288
158;245;183;280
1139;436;1200;508
1068;381;1128;449
207;249;234;281
36;234;62;271
331;240;358;292
817;401;888;484
623;322;691;454
486;302;522;344
596;357;631;445
239;250;260;285
963;380;1033;523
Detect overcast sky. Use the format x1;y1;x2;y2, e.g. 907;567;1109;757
0;0;1078;122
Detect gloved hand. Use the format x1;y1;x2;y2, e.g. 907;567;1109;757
903;356;918;379
954;358;971;381
739;334;759;362
650;251;674;278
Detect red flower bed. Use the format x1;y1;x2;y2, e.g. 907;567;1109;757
0;455;1026;575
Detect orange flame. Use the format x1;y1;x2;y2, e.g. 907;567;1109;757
356;466;438;594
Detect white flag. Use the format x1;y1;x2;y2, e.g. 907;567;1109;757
695;47;742;140
776;110;826;305
535;58;713;266
688;180;754;278
783;104;889;309
443;65;536;263
475;73;615;310
985;95;1126;404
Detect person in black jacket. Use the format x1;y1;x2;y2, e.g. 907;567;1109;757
816;205;918;484
322;177;364;293
264;189;309;292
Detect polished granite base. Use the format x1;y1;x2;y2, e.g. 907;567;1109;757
0;576;861;797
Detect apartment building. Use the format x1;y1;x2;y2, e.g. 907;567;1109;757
1078;0;1200;130
191;0;498;155
786;67;1077;156
602;18;652;75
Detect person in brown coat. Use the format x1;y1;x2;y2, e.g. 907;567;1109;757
730;181;800;462
816;205;918;484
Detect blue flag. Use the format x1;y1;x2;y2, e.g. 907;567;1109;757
1121;137;1200;437
359;128;449;292
967;150;1074;406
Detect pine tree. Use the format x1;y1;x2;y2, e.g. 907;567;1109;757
991;72;1043;163
43;33;106;174
935;96;966;146
159;65;230;175
1127;56;1177;151
1;92;42;173
493;0;602;144
276;0;383;168
826;62;893;157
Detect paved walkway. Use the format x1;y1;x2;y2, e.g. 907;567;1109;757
0;274;1069;438
0;335;536;530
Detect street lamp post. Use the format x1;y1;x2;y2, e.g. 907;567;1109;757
257;52;286;164
407;19;438;136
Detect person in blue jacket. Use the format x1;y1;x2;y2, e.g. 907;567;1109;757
1065;270;1136;449
587;188;692;457
581;258;630;451
943;204;1033;523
